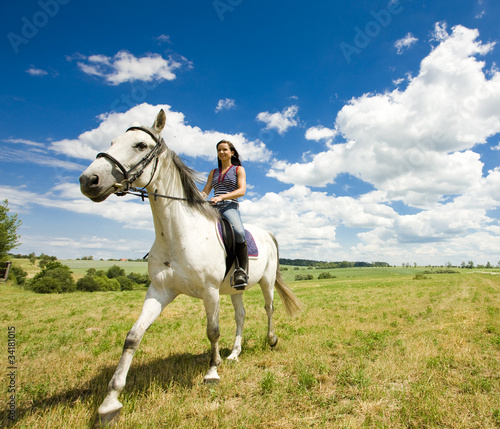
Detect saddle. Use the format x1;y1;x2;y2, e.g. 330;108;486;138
217;219;258;279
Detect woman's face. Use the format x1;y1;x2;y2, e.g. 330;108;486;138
217;143;234;161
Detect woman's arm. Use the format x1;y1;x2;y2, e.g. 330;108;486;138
201;169;215;198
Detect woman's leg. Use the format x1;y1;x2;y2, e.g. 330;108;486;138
219;203;248;288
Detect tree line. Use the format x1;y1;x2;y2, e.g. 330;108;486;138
279;259;390;268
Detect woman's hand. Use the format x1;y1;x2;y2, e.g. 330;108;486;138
210;195;223;204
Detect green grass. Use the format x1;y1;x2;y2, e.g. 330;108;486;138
1;268;500;428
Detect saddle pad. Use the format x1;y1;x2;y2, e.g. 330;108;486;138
217;222;259;258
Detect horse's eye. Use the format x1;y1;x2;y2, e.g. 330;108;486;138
135;142;148;151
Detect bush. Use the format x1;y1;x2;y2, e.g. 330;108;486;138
77;275;120;292
318;272;334;279
76;268;147;292
8;265;27;285
295;274;314;281
116;276;134;291
414;274;430;280
106;265;126;279
127;272;150;286
76;275;100;292
28;262;75;293
32;277;62;294
95;276;120;291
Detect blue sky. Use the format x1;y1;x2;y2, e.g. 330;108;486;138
1;0;500;265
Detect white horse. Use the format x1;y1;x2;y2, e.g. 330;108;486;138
79;109;302;426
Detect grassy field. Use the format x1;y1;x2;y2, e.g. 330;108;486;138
1;267;500;428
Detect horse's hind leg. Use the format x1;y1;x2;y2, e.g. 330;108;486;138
96;287;177;427
227;293;245;361
260;280;278;347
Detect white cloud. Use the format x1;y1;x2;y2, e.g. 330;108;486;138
49;103;272;163
305;125;337;146
215;98;236;112
26;67;48;76
261;24;500;263
475;10;486;19
156;34;172;44
0;184;153;230
430;21;449;42
395;33;418;54
75;50;191;85
269;25;500;208
256;105;299;135
0;142;86;172
3;138;45;148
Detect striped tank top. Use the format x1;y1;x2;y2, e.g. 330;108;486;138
212;165;239;201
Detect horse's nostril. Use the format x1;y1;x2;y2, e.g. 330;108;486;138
90;174;99;187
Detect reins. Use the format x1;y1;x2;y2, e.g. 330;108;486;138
121;187;210;204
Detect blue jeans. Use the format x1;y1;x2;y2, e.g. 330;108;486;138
216;201;246;244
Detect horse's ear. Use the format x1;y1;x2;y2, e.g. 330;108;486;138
153;109;166;133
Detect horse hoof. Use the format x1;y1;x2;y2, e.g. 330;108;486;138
270;336;278;348
94;408;121;428
204;366;220;384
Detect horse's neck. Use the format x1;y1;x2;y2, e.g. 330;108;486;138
147;153;211;243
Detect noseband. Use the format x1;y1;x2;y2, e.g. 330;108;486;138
96;126;166;195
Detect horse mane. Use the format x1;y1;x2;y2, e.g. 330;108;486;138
169;150;220;222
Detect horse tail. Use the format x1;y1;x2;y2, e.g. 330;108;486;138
269;232;303;318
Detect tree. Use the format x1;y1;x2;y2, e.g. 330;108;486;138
0;200;21;261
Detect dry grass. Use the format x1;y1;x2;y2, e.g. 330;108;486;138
1;269;499;428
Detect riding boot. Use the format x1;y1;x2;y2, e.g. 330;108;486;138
233;242;249;290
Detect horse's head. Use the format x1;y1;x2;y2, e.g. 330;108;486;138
80;109;167;202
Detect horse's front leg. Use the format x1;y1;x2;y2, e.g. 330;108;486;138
203;287;222;382
227;293;245;361
95;287;177;427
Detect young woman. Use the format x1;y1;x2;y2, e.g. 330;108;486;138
202;140;248;288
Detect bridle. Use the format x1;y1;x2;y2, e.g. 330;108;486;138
95;126;209;205
96;126;166;196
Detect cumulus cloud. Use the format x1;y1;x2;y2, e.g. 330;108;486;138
75;50;191;85
261;24;500;263
305;125;337;146
395;32;418;54
430;21;450;43
49;103;272;163
215;98;236;112
256;105;299;135
270;25;500;207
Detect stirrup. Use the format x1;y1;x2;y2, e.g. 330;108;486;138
231;268;248;290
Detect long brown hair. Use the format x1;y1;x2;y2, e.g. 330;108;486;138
216;140;242;170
